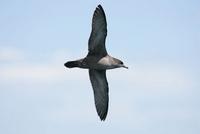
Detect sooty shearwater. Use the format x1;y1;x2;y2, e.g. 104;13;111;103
64;5;128;121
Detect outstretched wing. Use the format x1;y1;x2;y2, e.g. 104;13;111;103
88;5;107;57
89;69;109;121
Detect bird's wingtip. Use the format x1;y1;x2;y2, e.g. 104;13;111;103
99;116;107;121
98;111;108;121
97;4;103;9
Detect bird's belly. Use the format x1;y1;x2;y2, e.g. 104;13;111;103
86;64;115;70
84;55;117;70
89;59;116;70
92;64;116;70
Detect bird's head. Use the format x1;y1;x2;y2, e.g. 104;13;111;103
115;58;128;69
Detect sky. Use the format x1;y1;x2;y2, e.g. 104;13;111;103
0;0;200;134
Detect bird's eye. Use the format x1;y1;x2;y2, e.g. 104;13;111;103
121;61;123;64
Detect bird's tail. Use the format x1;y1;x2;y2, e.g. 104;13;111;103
64;61;79;68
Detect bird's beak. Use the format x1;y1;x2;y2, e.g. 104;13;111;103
121;65;128;69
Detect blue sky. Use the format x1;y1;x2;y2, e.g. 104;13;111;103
0;0;200;134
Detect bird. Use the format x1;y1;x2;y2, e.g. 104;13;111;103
64;4;128;121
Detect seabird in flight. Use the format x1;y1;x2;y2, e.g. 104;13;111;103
64;5;128;121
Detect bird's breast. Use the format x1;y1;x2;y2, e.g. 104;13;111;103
84;55;117;70
96;56;117;69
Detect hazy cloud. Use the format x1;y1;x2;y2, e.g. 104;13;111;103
0;48;194;90
0;47;24;61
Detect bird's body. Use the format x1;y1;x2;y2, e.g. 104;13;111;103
64;5;127;121
65;55;125;70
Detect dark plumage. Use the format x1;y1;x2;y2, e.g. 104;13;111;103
64;5;128;121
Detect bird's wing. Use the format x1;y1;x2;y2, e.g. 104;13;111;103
89;69;109;121
88;5;107;57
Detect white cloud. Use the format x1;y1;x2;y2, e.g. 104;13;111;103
110;63;193;90
0;63;88;84
0;48;198;128
0;48;87;84
0;60;191;89
0;47;24;61
0;48;194;89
